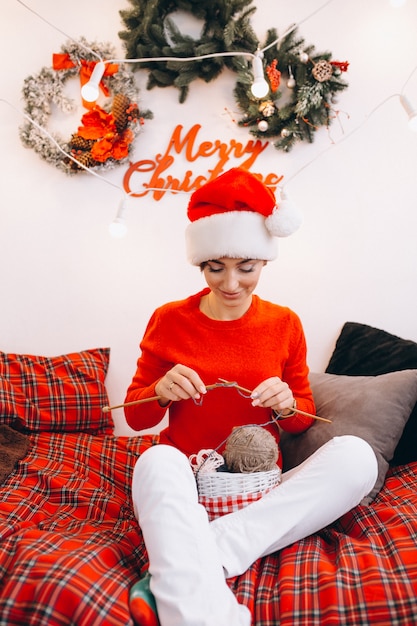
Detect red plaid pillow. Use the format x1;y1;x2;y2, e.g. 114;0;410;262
0;348;113;434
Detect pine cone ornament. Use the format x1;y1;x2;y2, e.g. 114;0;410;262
112;93;131;133
69;134;94;151
67;150;96;171
259;100;275;117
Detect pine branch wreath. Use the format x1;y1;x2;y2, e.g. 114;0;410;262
119;0;260;103
234;26;349;152
20;38;153;174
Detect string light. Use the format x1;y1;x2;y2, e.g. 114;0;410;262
2;84;416;237
16;0;339;104
108;197;129;238
80;51;261;101
400;94;417;131
7;0;417;238
0;98;130;237
1;98;190;239
80;60;106;102
250;50;269;99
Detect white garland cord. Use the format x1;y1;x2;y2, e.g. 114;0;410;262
285;93;402;185
16;0;102;61
1;98;189;202
0;98;123;191
16;0;339;68
6;1;417;214
261;0;337;54
1;89;411;199
16;0;415;92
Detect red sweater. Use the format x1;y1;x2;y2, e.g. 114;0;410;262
125;289;315;459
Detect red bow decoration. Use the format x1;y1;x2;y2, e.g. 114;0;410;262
331;60;349;72
52;53;119;108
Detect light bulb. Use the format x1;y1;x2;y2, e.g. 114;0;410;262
109;199;128;238
251;52;269;99
81;61;105;103
109;218;128;238
409;118;417;132
400;94;417;132
409;116;417;132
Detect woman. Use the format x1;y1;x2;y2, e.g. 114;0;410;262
125;168;378;626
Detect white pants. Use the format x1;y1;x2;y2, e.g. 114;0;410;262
132;435;378;626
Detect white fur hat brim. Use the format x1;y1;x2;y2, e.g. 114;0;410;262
185;210;278;266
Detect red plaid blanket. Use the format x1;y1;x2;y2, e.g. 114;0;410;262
0;432;416;625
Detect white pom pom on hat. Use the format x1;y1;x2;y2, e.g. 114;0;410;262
185;167;303;265
266;189;303;237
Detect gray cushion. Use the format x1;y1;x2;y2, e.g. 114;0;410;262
325;321;417;465
280;370;417;502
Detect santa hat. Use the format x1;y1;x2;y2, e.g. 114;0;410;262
185;168;302;265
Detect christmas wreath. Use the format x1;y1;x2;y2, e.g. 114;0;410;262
20;39;153;173
234;27;349;151
119;0;259;103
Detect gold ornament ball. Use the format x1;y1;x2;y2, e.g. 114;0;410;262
281;128;291;138
258;120;269;132
299;52;309;63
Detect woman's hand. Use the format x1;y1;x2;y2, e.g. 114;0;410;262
155;364;207;406
251;376;295;416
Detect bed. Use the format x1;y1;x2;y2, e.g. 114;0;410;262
1;321;417;625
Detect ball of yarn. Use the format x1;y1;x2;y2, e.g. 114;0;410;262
223;426;279;473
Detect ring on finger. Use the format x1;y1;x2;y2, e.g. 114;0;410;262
169;381;176;391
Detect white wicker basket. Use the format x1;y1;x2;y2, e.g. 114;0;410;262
196;467;282;498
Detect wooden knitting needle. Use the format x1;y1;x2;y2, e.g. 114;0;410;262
102;383;221;413
102;396;161;412
283;407;332;424
216;379;332;424
103;378;332;423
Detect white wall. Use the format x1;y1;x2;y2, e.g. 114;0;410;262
1;0;417;435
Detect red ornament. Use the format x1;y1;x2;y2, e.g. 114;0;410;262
331;60;349;72
266;59;281;92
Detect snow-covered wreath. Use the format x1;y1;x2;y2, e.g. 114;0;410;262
20;39;153;173
234;26;349;152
